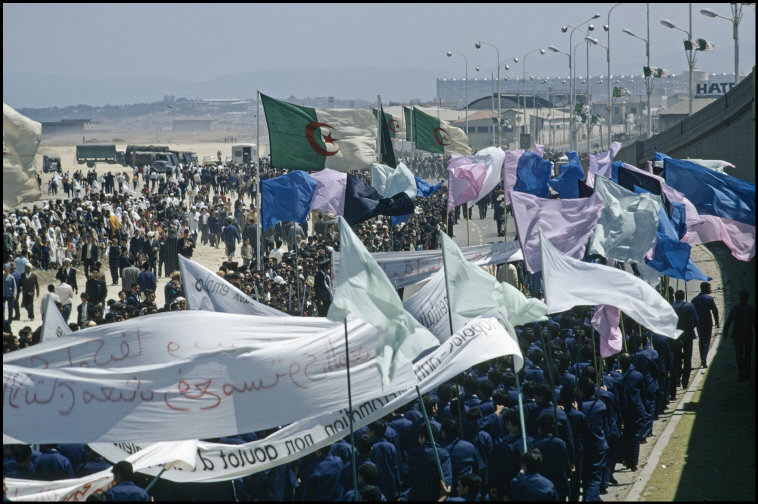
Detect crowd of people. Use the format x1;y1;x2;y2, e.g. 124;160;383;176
2;151;751;502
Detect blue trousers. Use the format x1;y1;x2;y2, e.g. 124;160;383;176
697;325;713;364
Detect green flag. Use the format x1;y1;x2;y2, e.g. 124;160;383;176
404;106;412;142
613;87;631;97
261;93;378;172
684;38;715;51
643;66;669;78
372;108;397;168
412;107;471;155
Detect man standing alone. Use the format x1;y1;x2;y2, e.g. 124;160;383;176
691;282;719;368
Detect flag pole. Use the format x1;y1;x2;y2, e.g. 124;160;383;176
294;230;301;314
439;231;465;439
344;317;359;501
513;363;529;454
256;90;262;272
466;203;470;246
540;322;560;438
144;467;167;493
416;385;446;483
620;311;628;352
377;95;383;165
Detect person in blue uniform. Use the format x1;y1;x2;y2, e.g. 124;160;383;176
34;445;74;481
560;384;588;502
300;445;344;502
103;461;150;501
578;376;608;502
691;282;719;368
672;290;699;389
628;332;658;439
619;352;647;472
531;413;571;501
508;448;559;501
406;424;452;502
723;290;756;382
439;418;483;498
490;407;534;500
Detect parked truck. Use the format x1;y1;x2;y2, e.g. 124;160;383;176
75;144;125;168
42;154;62;173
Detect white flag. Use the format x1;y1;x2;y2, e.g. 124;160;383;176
540;230;681;338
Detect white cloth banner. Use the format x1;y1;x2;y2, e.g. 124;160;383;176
468;147;505;208
72;317;516;486
41;295;72;341
331;240;523;290
179;255;288;317
5;440;198;502
370;162;417;199
540;230;682;339
3;311;422;443
403;270;467;342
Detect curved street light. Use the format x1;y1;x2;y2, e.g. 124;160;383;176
446;49;469;137
700;5;744;84
660;8;696;116
475;40;502;145
521;49;546;141
623;12;653;139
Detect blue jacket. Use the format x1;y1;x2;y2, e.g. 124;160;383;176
673;300;699;339
531;433;571;501
370;439;401;501
440;437;484;495
621;365;648;425
104;480;150;501
509;471;559;501
691;293;719;329
580;394;609;454
301;453;344;502
34;449;74;480
407;443;452;501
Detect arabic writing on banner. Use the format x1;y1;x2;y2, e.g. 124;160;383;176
331;240;523;290
80;317;517;487
3;312;422;444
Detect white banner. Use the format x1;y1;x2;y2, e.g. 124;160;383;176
5;440;198;502
179;255;288;317
41;295;71;341
331;240;523;289
75;317;516;486
403;270;466;341
3;311;422;443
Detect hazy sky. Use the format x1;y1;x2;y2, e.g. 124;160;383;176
4;3;755;105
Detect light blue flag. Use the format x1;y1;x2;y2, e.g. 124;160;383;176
588;176;660;263
370;162;417;199
327;217;439;385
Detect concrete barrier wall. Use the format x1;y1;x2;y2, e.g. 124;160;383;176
616;67;755;183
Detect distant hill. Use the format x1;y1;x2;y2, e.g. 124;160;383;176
3;67;445;109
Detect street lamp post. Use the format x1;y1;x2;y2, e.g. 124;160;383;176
623;8;653;138
603;3;623;149
701;5;744;85
447;50;469;138
521;49;546;143
475;66;497;146
661;5;696;116
586;36;609;150
562;12;601;151
475;40;501;145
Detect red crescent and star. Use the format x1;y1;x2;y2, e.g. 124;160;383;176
388;119;400;133
304;122;339;156
433;127;451;146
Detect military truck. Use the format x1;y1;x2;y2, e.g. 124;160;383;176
75;144;125;168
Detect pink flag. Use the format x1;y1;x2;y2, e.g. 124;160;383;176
589;141;621;179
534;143;545;158
510;189;604;273
645;161;654;173
447;154;487;213
310;168;347;216
623;162;756;261
503;149;525;204
592;305;623;358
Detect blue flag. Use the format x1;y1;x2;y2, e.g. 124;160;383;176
664;158;755;226
514;150;552;198
261;170;317;232
415;176;443;197
548;151;584;199
654;148;671;162
645;204;711;281
669;201;687;239
344;174;382;225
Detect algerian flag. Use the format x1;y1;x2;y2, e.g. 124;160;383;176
404;106;412;141
684;39;715;51
327;217;439;385
643;66;670;78
261;93;378;172
412;107;471;155
3;102;43;209
372;109;401;139
439;231;548;332
613;87;631;97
